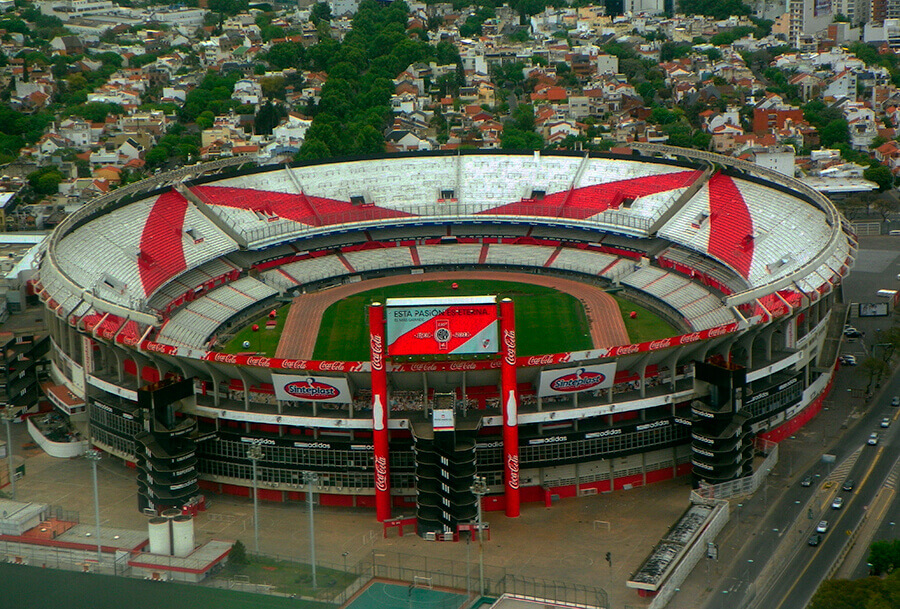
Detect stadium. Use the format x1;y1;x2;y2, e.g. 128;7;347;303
33;145;856;536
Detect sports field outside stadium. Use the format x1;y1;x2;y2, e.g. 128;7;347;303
0;563;334;609
222;279;676;360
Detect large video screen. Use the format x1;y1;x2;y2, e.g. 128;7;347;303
385;296;498;356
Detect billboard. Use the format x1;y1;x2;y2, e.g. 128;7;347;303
538;363;617;397
385;296;498;356
271;373;352;403
860;302;889;317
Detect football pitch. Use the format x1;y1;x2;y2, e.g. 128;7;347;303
311;279;593;361
222;279;677;361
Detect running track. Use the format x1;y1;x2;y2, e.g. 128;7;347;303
276;271;629;361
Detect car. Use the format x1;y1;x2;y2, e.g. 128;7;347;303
816;520;829;533
844;328;863;338
882;417;891;428
843;479;855;491
893;396;900;407
801;475;813;487
808;533;822;546
869;432;879;445
839;355;857;366
832;496;844;509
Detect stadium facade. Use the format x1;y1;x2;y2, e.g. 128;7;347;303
33;147;856;534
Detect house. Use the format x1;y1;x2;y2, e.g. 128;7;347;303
37;134;72;156
232;79;263;106
710;123;745;153
58;117;93;149
272;113;312;145
49;35;85;56
753;105;804;135
823;70;857;100
789;73;824;102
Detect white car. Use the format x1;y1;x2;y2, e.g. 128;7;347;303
882;417;891;428
816;520;828;533
832;496;844;509
869;432;879;445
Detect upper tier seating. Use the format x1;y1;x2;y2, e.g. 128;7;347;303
55;192;238;309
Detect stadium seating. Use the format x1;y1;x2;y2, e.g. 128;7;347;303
549;248;619;276
54;192;238;308
342;247;413;272
157;277;277;348
657;174;835;287
622;266;734;330
416;244;483;266
260;255;350;288
484;244;553;267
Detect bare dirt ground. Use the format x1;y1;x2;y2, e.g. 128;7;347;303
276;271;628;360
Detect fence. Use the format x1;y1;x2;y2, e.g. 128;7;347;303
338;550;608;608
0;539;129;576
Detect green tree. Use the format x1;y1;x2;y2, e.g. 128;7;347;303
864;164;894;192
254;101;280;135
296;137;331;160
678;0;751;19
819;119;849;147
501;127;543;150
229;540;248;565
310;1;332;22
262;42;304;70
27;167;63;195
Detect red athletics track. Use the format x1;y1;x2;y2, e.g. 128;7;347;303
275;271;628;361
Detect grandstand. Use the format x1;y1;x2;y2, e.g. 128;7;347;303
35;149;854;531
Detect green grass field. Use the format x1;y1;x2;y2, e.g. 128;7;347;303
222;306;290;356
215;554;356;599
612;294;679;344
312;279;593;361
0;563;334;609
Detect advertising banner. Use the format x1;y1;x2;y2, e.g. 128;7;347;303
538;363;617;396
385;296;498;356
859;302;889;317
271;373;351;403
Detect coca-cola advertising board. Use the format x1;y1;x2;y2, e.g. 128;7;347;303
271;373;351;403
538;362;617;397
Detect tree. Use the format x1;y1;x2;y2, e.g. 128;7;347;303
501;127;543;150
310;1;332;22
262;42;304;70
861;356;890;393
229;540;248;565
819;119;849;148
207;0;248;16
254;101;280;135
196;110;215;130
864;164;894;192
27;167;63;195
678;0;751;19
296;137;331;160
869;540;900;574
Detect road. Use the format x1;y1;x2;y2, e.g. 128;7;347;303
695;373;900;609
